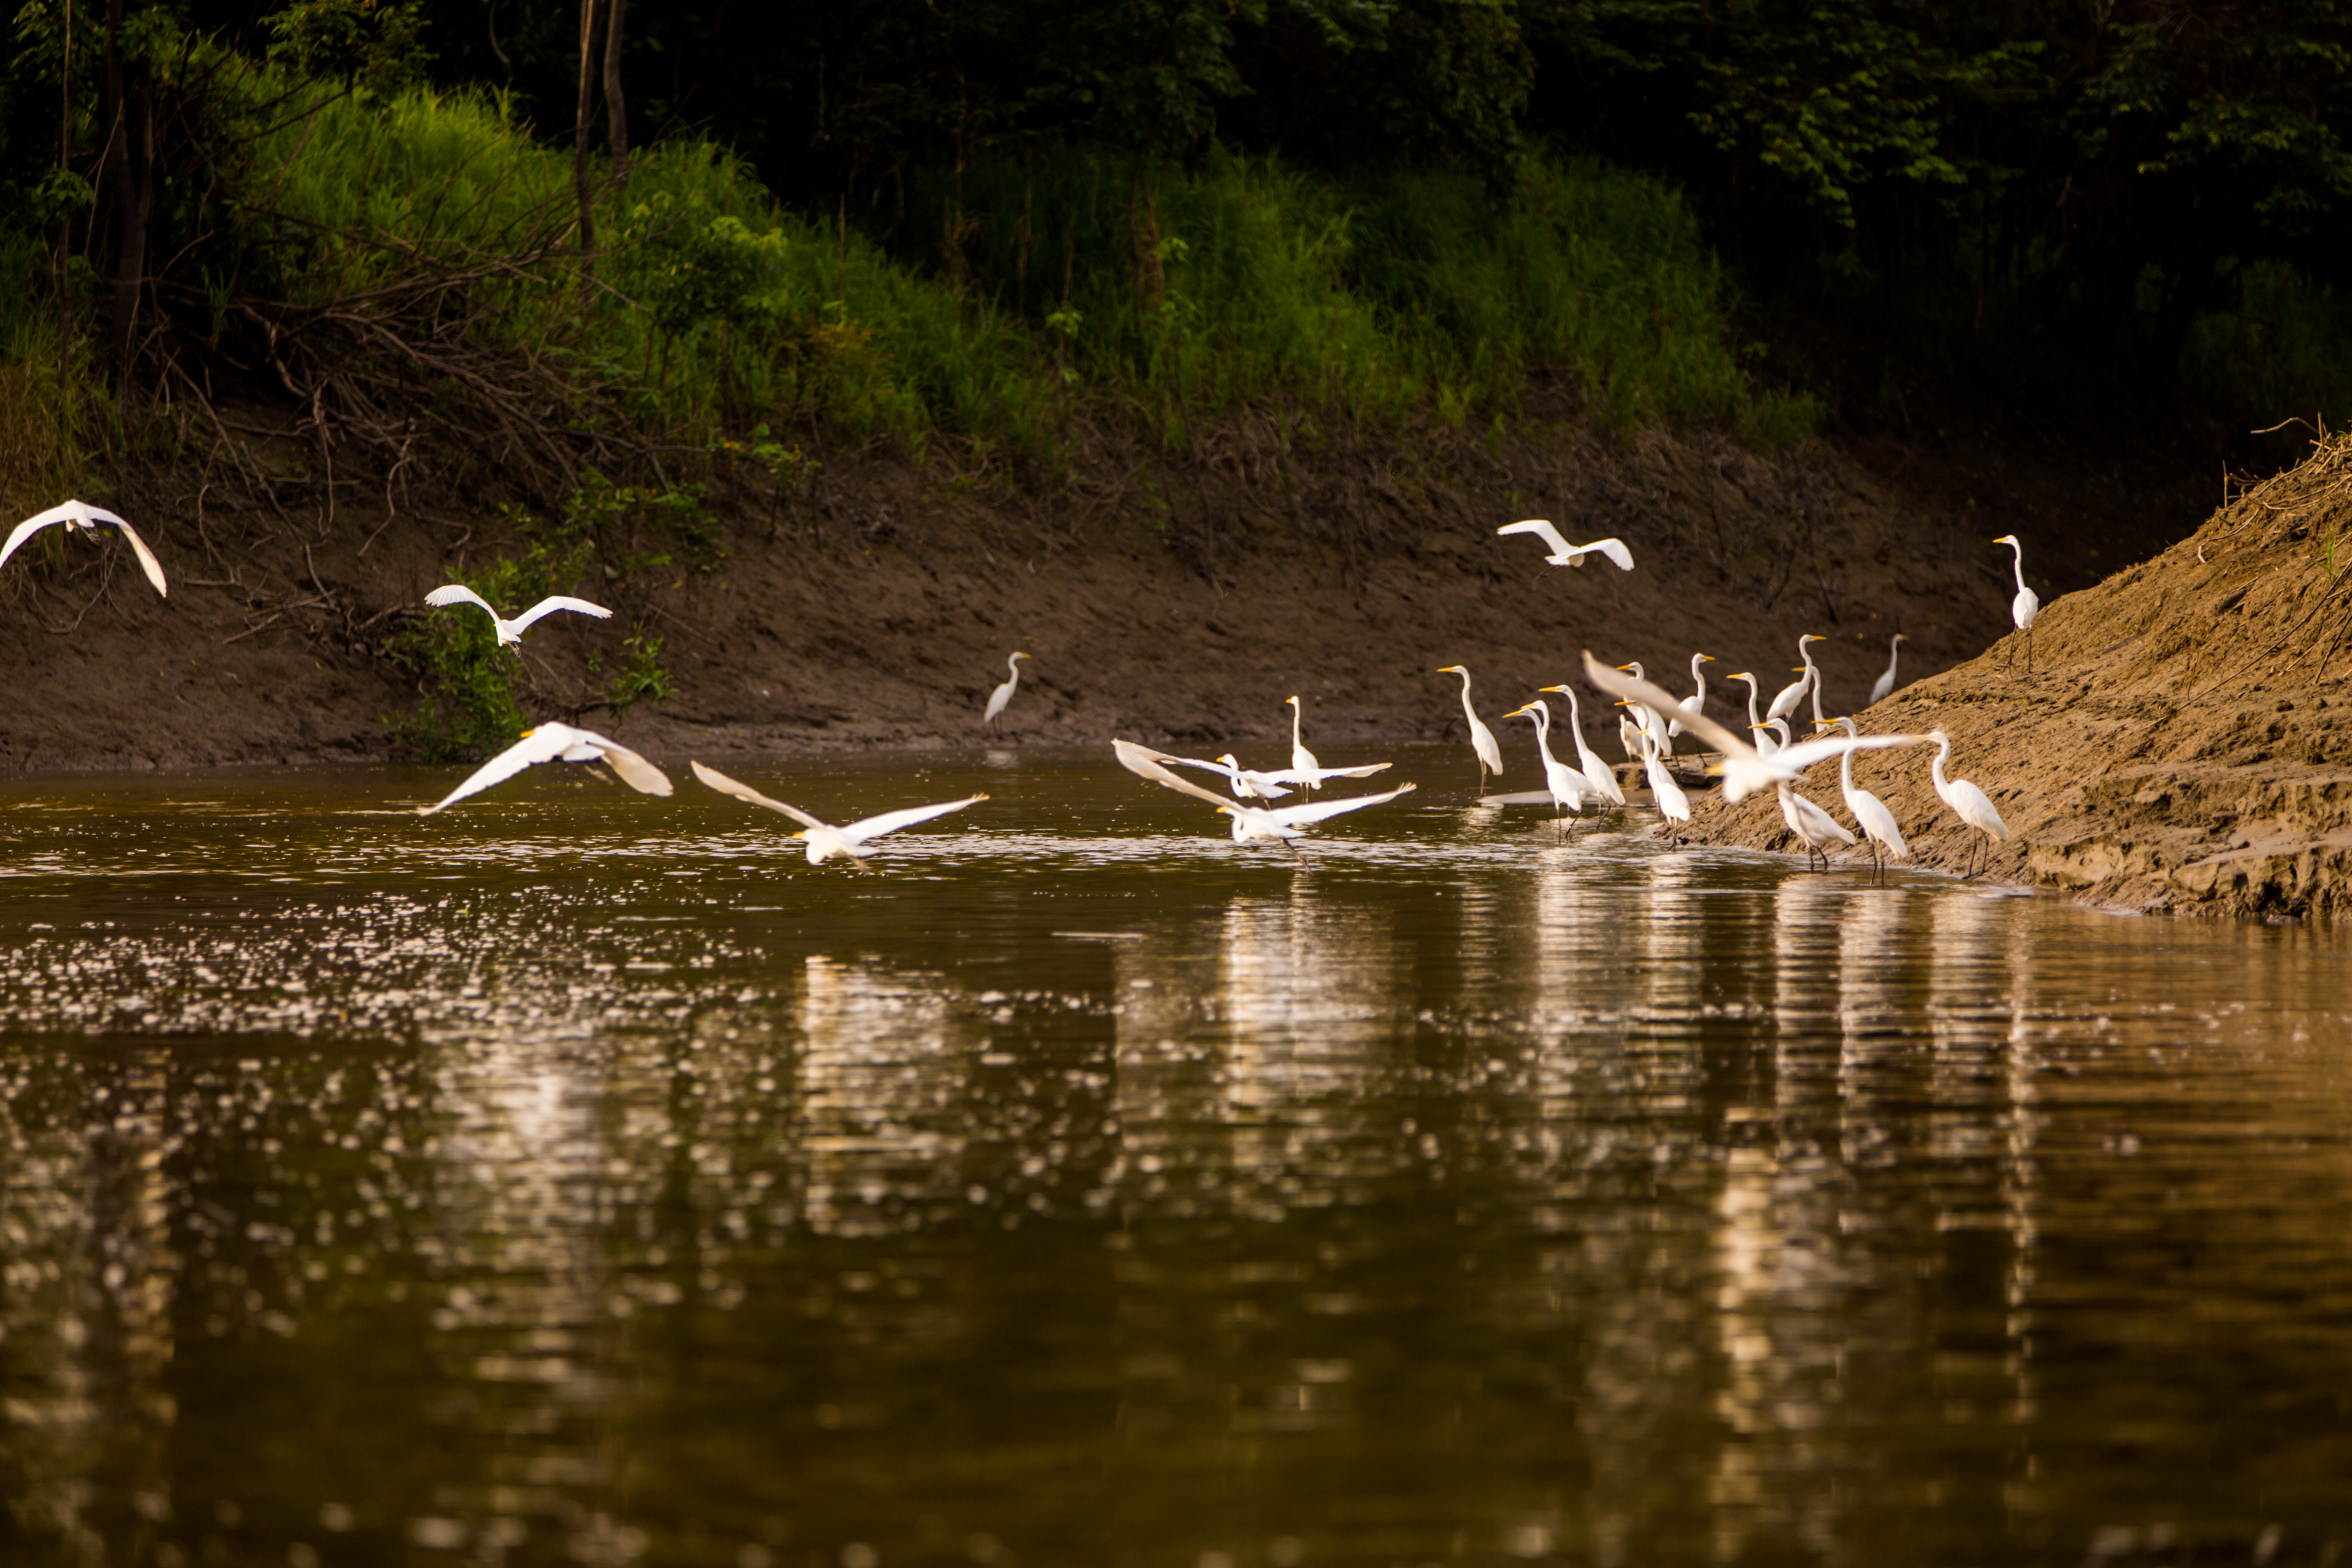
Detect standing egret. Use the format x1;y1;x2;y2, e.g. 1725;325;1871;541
1537;684;1625;805
1666;652;1715;751
1495;520;1635;571
1869;633;1907;706
0;499;168;597
423;584;611;646
1580;653;1917;804
1927;729;2011;878
1778;784;1856;871
1613;661;1663;748
1437;665;1505;792
416;723;672;815
1825;716;1911;880
1287;696;1321;785
1726;672;1776;755
1499;699;1593;836
691;761;984;868
1113;740;1414;857
1994;536;2039;673
1638;727;1691;824
1766;635;1823;721
984;651;1031;728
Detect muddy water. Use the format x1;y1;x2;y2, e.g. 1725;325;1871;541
2;745;2350;1567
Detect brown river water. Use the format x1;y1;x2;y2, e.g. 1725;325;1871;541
1;745;2348;1566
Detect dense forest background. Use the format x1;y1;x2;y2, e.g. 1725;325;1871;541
4;0;2352;755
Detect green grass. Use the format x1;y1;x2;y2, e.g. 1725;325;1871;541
2181;259;2352;438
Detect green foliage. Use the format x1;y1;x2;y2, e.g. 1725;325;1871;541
595;631;674;720
383;548;557;763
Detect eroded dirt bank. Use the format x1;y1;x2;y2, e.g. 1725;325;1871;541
0;384;2206;842
1676;434;2352;919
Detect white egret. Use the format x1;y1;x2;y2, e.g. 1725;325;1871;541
1286;695;1322;785
1666;653;1715;743
1637;726;1691;824
984;651;1030;728
1536;684;1625;805
1765;634;1823;722
1825;716;1911;879
1499;700;1594;835
1438;665;1505;791
1726;672;1775;755
1113;740;1415;856
691;761;984;868
1612;661;1662;747
424;584;611;646
1581;653;1917;804
0;499;168;597
417;722;672;815
1869;633;1906;706
1778;783;1856;871
1158;753;1294;800
1994;535;2039;673
1927;729;2011;878
1495;519;1635;571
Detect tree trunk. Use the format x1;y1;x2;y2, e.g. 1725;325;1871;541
104;0;155;378
602;0;629;183
573;0;599;267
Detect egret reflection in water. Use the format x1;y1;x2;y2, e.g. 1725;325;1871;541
0;749;2347;1566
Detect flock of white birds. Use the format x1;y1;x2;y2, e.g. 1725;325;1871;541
2;499;2029;875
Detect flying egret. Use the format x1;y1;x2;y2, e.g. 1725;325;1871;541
1156;753;1294;800
1112;740;1415;857
416;723;672;815
0;499;168;597
1825;716;1911;880
424;584;612;647
1581;653;1917;805
1438;665;1505;792
984;651;1030;728
1994;536;2039;673
1496;520;1635;571
1500;700;1593;835
1766;634;1823;722
1638;726;1691;824
1537;684;1625;805
1869;633;1907;706
1666;652;1715;752
1778;783;1856;871
1927;729;2010;878
691;761;984;868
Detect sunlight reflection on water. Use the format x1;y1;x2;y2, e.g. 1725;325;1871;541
1;747;2350;1566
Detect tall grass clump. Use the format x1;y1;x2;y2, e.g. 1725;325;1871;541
2181;259;2352;436
0;238;106;515
915;145;1814;444
1347;156;1816;440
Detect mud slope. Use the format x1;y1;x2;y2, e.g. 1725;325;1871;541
0;386;2063;777
1677;434;2352;919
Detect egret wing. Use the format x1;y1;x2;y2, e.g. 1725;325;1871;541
1261;782;1417;828
839;794;988;844
510;595;613;631
417;726;575;815
108;517;168;597
1311;761;1392;780
1581;653;1752;759
574;731;671;796
1496;519;1572;556
0;514;59;573
424;584;496;616
1113;740;1247;812
691;760;831;831
1583;537;1635;571
1769;732;1917;777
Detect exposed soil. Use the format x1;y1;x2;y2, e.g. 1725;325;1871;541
1675;432;2352;920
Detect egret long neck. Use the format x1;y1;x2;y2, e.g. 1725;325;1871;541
2007;541;2027;593
1930;736;1953;794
